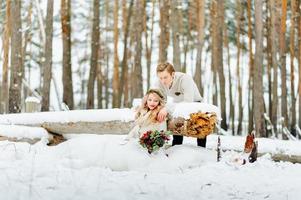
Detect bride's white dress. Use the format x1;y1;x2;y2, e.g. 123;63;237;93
125;109;167;140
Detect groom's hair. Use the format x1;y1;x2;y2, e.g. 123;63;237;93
156;62;175;74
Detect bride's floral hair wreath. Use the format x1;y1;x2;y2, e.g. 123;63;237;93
136;89;165;123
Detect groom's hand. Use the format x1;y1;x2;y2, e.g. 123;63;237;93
157;107;167;122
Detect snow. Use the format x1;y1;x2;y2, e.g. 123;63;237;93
0;108;135;125
0;134;301;200
0;102;221;126
0;110;301;199
0;124;48;139
25;96;41;103
172;102;221;120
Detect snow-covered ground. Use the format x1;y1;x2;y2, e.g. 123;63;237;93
0;134;301;200
1;106;301;200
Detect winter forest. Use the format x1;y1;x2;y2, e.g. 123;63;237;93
2;0;301;199
1;0;301;137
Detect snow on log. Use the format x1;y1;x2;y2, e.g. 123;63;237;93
0;109;135;135
0;124;50;144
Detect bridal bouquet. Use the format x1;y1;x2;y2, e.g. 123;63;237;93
139;130;171;154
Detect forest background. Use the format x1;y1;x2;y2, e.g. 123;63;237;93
0;0;299;138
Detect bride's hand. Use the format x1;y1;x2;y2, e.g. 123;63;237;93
157;107;167;122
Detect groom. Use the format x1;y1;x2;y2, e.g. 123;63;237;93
154;62;206;147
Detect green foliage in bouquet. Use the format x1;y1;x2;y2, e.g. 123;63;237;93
139;130;171;154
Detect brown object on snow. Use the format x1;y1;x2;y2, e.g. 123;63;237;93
248;141;258;163
244;131;255;153
168;112;217;138
243;131;258;163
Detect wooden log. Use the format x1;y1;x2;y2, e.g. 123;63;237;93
268;153;301;164
0;108;135;135
0;135;43;145
211;147;301;164
40;120;134;135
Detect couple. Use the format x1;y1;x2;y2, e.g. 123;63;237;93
126;62;206;148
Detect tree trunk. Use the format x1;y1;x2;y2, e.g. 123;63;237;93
182;35;189;73
41;0;54;111
253;0;266;137
298;0;301;129
21;2;33;103
212;0;227;130
170;0;181;71
158;0;170;63
290;0;297;135
1;0;11;114
9;0;22;113
87;0;100;109
61;0;74;109
104;0;110;108
132;0;144;99
144;0;155;91
224;19;234;135
194;0;205;96
280;0;288;130
97;58;103;109
210;1;217;106
236;0;243;135
120;0;134;107
270;0;280;136
112;0;120;108
247;0;254;134
266;0;272;127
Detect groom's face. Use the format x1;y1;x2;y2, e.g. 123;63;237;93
157;70;174;88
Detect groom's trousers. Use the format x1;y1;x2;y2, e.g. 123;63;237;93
172;135;207;147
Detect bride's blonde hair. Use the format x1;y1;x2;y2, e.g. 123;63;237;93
136;89;165;123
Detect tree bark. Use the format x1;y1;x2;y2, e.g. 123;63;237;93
97;59;103;109
247;0;254;134
41;0;54;111
21;2;33;102
112;0;120;108
104;0;110;108
61;0;74;109
158;0;170;63
170;0;181;71
269;0;280;136
280;0;288;129
212;0;227;130
253;0;266;137
87;0;100;109
210;1;218;106
144;0;155;91
298;0;301;129
41;121;134;135
1;0;11;114
224;19;234;135
194;0;205;96
236;0;243;135
9;0;22;113
266;0;272;130
120;0;134;107
290;0;297;135
132;0;144;99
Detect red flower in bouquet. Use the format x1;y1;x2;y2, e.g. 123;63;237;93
139;130;171;154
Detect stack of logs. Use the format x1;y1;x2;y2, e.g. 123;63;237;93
167;112;217;139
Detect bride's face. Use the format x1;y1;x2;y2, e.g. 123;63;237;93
146;93;160;110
